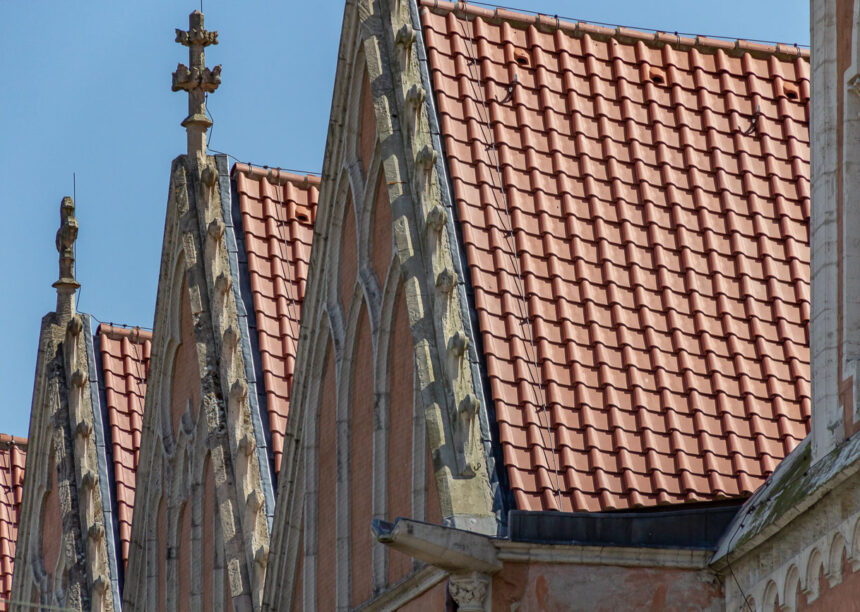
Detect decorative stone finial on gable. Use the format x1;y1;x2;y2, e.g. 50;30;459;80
52;196;80;318
172;10;221;158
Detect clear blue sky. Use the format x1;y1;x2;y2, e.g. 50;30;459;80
0;1;810;439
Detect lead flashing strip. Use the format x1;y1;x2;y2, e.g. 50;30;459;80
217;153;276;526
85;314;124;607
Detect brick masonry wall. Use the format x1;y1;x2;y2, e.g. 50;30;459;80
492;562;722;611
316;344;337;612
39;454;62;582
349;305;375;607
387;284;416;585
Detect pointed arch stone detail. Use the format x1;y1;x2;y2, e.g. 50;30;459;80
123;155;272;612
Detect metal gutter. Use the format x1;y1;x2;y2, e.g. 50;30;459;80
508;504;742;550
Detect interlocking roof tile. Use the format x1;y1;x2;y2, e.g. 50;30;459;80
420;0;810;511
97;324;150;567
232;164;318;474
0;435;26;611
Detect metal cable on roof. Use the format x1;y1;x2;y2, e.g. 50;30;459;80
261;171;304;389
204;94;310;378
454;13;564;507
204;94;322;177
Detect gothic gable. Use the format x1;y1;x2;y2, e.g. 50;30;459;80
263;0;498;608
122;156;270;612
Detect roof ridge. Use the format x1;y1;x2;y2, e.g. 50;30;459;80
232;163;322;189
420;0;810;61
0;434;27;448
97;323;153;344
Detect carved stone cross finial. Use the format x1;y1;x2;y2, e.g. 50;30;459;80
172;10;221;158
52;196;80;319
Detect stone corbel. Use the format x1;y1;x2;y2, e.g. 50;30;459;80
237;430;256;457
405;83;426;135
254;543;269;569
206;217;226;280
81;469;97;492
215;271;233;301
426;204;447;234
92;575;109;612
222;326;240;373
86;524;105;572
67;369;88;440
415;145;438;201
435;268;456;295
454;394;480;477
229;380;251;458
447;331;469;357
395;23;416;68
254;543;270;605
80;469;98;526
65;316;83;374
75;420;93;473
237;427;257;493
207;217;225;243
449;571;491;612
246;489;264;519
373;518;500;606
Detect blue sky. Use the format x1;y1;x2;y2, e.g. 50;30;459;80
0;1;810;439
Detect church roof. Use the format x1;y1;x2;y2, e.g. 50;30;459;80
96;324;150;568
420;0;810;511
232;164;318;474
0;435;26;611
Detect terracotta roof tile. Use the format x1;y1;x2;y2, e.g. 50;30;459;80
421;0;810;511
232;164;318;474
97;324;150;568
0;435;26;611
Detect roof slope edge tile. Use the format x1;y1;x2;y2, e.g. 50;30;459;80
231;163;318;474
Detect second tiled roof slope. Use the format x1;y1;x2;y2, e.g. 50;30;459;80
232;164;318;474
0;436;25;612
97;324;151;567
421;0;810;511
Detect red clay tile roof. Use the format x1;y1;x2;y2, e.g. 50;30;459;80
97;324;151;567
0;435;26;611
232;164;318;474
421;1;810;511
